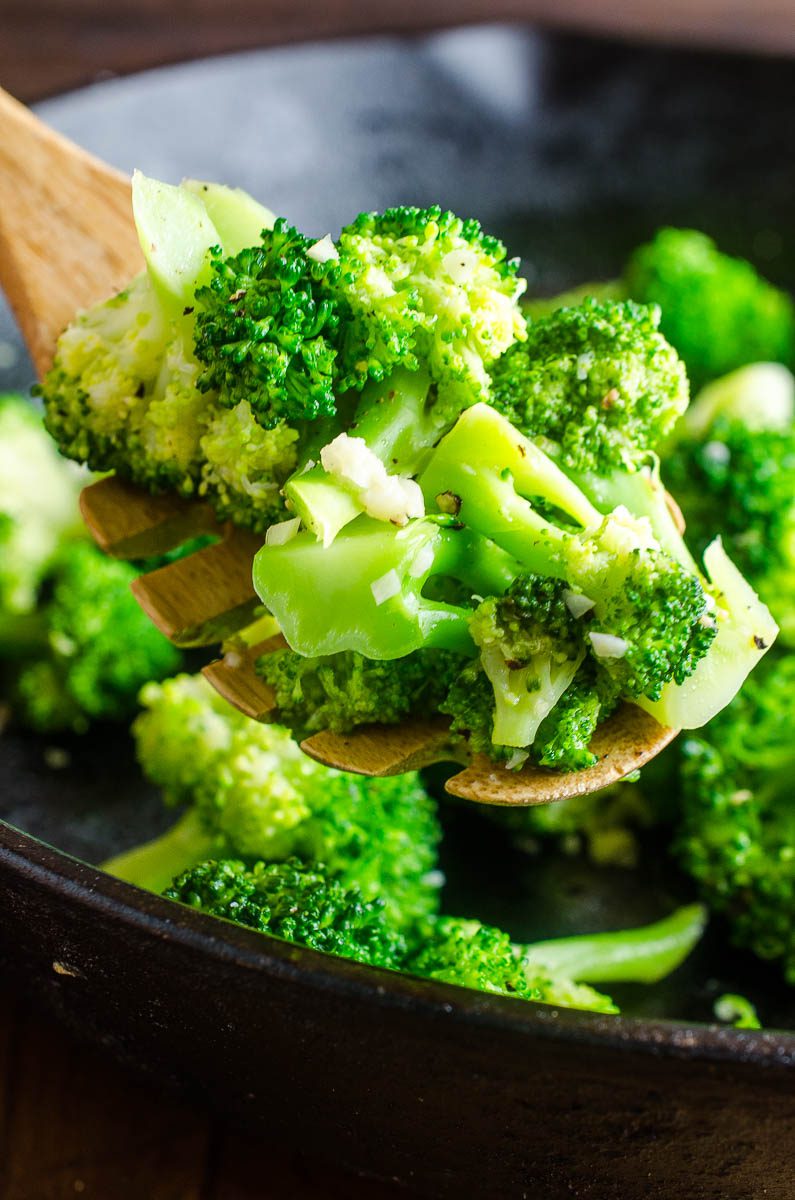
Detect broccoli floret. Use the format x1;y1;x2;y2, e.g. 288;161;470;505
0;395;86;616
336;205;526;395
624;228;795;390
407;904;705;1012
39;176;300;534
466;576;585;750
193;221;341;428
1;540;181;733
665;365;795;644
675;653;795;982
166;858;406;969
421;404;742;734
533;665;621;772
490;298;688;476
104;674;442;927
258;646;460;739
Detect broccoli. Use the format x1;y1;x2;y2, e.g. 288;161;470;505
286;205;528;545
252;514;519;660
624;228;795;390
257;645;460;740
1;542;182;733
39;174;300;534
193;220;342;427
675;652;795;982
664;364;795;644
419;403;758;734
490;298;689;475
164;853;705;1014
0;396;182;732
336;205;526;396
0;394;85;615
408;904;705;1012
104;674;442;927
166;858;406;969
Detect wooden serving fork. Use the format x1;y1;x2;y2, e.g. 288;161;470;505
0;87;676;805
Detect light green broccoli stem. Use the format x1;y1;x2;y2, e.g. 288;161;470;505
102;809;217;895
520;904;707;985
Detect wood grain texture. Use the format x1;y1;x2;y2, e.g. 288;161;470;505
3;0;795;104
0;88;142;374
81;476;219;559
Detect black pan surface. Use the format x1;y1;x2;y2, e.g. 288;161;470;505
1;27;795;1197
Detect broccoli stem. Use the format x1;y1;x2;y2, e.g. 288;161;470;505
253;515;519;659
284;368;451;544
519;903;707;985
102;809;217;895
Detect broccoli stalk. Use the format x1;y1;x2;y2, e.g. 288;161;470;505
103;674;443;929
252;515;519;659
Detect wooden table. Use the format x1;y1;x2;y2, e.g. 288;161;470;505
0;985;402;1198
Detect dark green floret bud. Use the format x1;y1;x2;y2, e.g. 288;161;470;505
166;858;406;969
193;219;342;427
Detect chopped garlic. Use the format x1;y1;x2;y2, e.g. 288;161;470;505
505;749;529;771
588;631;629;659
320;432;425;526
371;569;401;606
265;516;301;546
306;234;338;263
564;590;596;619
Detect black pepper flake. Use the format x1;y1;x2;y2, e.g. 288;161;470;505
754;635;768;650
516;444;527;457
134;382;145;398
436;491;462;516
182;306;194;316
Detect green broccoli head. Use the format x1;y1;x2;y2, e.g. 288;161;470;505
39;272;299;533
489;298;688;474
580;542;718;702
675;652;795;981
624;228;795;391
193;220;342;428
257;645;460;740
107;673;443;927
336;205;526;397
406;916;618;1013
9;541;181;733
532;665;620;773
166;858;406;969
0;395;86;616
666;413;795;647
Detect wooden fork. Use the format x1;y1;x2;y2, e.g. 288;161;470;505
0;86;676;805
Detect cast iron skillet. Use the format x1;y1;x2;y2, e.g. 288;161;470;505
1;28;795;1198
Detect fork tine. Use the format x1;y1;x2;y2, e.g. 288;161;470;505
80;476;219;559
301;718;457;777
202;634;285;721
132;525;262;646
445;704;675;806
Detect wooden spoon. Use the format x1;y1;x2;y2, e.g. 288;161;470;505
0;87;677;805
